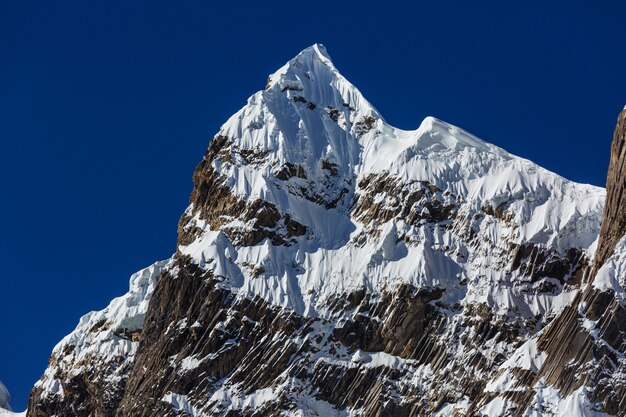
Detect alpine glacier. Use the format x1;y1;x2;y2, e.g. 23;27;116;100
26;44;625;417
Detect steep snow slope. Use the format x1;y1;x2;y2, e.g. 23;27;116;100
29;45;608;417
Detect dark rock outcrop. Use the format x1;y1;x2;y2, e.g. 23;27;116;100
594;109;626;271
180;135;307;247
114;257;444;417
482;109;626;416
354;173;459;228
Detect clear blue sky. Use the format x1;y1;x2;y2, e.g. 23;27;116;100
1;0;624;410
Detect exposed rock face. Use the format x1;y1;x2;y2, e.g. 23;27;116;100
594;110;626;271
26;262;167;417
527;109;626;416
546;110;626;411
353;173;459;228
180;135;307;248
475;109;626;416
114;259;444;417
27;45;611;417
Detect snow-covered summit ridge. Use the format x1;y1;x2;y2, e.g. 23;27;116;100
265;43;381;119
246;44;520;168
178;44;605;317
206;43;603;246
219;43;600;185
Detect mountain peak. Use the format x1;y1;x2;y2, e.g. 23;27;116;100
266;43;335;88
29;44;615;417
262;44;381;123
295;43;333;66
209;46;603;260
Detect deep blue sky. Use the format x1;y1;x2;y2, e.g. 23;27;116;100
1;0;625;410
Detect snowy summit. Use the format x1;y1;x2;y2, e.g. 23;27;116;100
178;43;603;316
28;45;614;417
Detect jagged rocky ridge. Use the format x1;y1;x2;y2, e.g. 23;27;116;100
26;45;623;416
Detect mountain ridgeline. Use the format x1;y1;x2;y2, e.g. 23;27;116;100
23;45;626;416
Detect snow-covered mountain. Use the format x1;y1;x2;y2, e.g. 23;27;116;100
26;45;626;416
